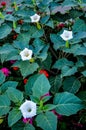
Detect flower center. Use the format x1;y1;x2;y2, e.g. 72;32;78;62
24;52;29;57
28;108;32;112
65;33;69;38
33;16;38;21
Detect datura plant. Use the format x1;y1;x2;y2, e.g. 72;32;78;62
0;0;86;130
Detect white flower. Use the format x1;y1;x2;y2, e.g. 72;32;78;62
20;48;33;61
19;100;37;118
30;14;40;23
60;30;73;41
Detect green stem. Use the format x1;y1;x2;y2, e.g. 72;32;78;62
36;22;41;29
65;40;69;48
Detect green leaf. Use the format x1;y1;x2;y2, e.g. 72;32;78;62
74;46;86;56
0;24;12;39
73;19;86;32
17;32;31;45
81;70;86;77
52;58;74;69
50;75;62;94
63;76;81;94
75;60;84;67
46;20;54;28
0;94;11;116
77;91;86;103
6;87;23;103
0;44;16;55
25;74;40;96
8;108;22;127
36;112;57;130
0;81;18;93
32;74;51;99
0;71;5;85
19;61;39;78
61;66;77;77
53;92;84;116
12;121;35;130
32;38;45;54
43;104;56;111
50;34;64;50
31;28;44;38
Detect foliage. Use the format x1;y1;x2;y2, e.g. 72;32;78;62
0;0;86;130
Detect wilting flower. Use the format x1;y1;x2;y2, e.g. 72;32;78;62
60;30;73;41
30;14;40;23
23;118;33;124
39;69;49;78
20;48;33;61
19;100;36;118
0;67;10;76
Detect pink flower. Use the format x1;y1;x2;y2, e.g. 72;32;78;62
23;118;33;124
0;67;10;76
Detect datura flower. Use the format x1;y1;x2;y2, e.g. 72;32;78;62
20;48;33;61
60;30;73;41
19;100;37;118
30;14;40;23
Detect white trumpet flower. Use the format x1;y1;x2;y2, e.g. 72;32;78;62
20;48;33;61
30;14;40;23
60;30;73;41
19;100;37;118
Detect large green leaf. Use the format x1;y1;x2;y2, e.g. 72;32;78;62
32;74;51;98
6;87;23;103
0;44;16;54
32;38;45;54
0;94;11;116
50;34;65;50
52;58;74;70
53;92;84;116
8;108;22;127
25;74;40;96
17;32;31;45
12;121;35;130
0;24;12;39
36;112;57;130
74;46;86;56
73;19;86;32
0;81;18;93
63;76;81;94
0;71;5;85
81;70;86;77
31;28;44;38
61;66;77;77
19;61;39;78
50;75;62;94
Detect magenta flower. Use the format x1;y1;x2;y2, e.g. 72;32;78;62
23;118;33;124
0;67;10;76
